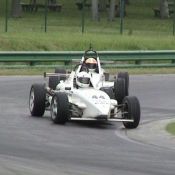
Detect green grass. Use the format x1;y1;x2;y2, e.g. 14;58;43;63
166;122;175;135
1;67;175;75
0;1;174;74
0;0;174;51
1;32;175;51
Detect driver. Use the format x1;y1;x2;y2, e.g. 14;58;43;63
76;71;91;88
85;57;98;73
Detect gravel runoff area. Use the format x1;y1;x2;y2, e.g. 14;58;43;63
127;118;175;150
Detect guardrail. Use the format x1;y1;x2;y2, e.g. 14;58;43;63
0;50;175;68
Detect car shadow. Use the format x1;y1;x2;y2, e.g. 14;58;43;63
27;114;119;130
68;120;118;130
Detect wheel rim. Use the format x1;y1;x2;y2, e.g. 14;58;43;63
51;97;57;121
123;102;129;119
29;89;35;112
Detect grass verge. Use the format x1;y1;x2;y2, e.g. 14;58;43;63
166;122;175;136
1;32;175;51
1;67;175;75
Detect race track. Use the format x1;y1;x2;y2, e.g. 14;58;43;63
0;75;174;175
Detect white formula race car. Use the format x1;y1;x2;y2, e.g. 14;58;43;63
29;49;140;129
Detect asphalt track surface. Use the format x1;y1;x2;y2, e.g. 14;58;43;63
0;75;175;175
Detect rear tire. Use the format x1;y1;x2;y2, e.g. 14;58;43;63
49;76;60;90
117;72;129;96
122;96;140;129
100;87;115;99
114;78;126;104
55;68;66;74
50;92;70;124
29;84;46;117
55;68;66;81
104;73;110;81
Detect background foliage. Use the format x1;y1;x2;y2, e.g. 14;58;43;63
0;0;175;51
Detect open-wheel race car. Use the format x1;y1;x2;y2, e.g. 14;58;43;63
29;49;140;129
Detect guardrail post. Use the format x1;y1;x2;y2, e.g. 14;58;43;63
64;60;71;65
29;61;35;66
135;60;142;65
171;59;175;63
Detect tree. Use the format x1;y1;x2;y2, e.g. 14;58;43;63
99;0;106;11
108;0;116;21
50;0;56;4
125;0;129;5
159;0;169;18
11;0;22;17
92;0;99;21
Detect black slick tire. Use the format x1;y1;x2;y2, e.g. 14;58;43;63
122;96;140;129
50;92;70;124
114;78;126;104
49;76;60;90
117;72;129;96
29;84;46;117
100;87;115;99
55;68;66;81
104;73;110;81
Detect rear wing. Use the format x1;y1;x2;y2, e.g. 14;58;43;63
44;72;70;78
84;49;98;59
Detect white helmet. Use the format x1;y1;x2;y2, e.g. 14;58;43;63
76;71;91;88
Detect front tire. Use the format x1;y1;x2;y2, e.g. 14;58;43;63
29;84;46;117
50;92;70;124
122;96;140;129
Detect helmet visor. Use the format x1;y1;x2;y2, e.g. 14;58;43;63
78;77;90;84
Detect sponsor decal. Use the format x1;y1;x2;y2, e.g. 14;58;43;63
92;95;98;99
92;95;109;104
99;95;105;99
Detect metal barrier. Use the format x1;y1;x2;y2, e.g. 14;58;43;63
0;50;175;68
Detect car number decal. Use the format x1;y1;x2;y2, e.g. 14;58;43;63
92;95;109;104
